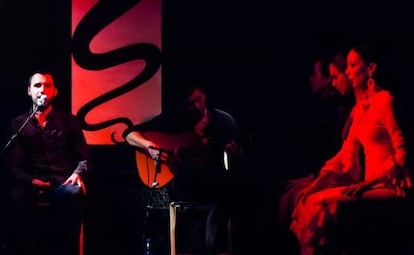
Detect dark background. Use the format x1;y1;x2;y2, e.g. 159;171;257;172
1;0;413;254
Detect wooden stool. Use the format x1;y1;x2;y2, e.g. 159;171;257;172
169;201;231;255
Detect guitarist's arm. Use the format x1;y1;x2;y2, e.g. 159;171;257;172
125;131;162;160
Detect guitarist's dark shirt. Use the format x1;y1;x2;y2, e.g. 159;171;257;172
123;107;241;204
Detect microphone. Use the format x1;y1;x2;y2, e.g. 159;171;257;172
36;95;47;107
148;146;163;174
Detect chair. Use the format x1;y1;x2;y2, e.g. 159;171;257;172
169;201;232;255
35;189;84;255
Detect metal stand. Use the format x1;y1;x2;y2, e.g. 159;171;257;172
1;105;41;155
0;105;42;254
143;150;161;255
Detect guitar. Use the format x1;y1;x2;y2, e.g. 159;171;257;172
135;131;203;188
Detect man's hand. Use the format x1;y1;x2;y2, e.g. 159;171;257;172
32;178;51;187
63;173;86;194
225;140;240;156
147;142;168;162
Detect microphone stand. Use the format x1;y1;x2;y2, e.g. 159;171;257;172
143;149;162;255
0;103;42;253
1;105;41;155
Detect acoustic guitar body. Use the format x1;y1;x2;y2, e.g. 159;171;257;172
135;131;200;188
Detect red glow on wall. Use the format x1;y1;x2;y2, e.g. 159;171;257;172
71;0;161;145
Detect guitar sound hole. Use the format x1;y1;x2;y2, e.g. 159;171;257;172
175;145;190;162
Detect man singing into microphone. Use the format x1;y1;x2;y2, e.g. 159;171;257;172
3;70;90;255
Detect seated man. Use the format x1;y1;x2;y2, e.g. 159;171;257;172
123;77;242;255
3;70;89;255
277;49;354;229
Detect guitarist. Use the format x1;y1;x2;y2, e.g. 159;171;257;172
123;80;242;255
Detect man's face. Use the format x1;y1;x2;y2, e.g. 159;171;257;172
329;63;352;96
309;60;331;93
27;73;57;108
186;88;207;117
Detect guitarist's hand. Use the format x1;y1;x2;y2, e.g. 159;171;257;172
226;139;240;156
147;142;168;162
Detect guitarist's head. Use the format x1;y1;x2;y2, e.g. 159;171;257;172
185;86;207;118
175;80;210;127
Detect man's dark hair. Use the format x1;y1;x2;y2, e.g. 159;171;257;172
27;69;54;87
